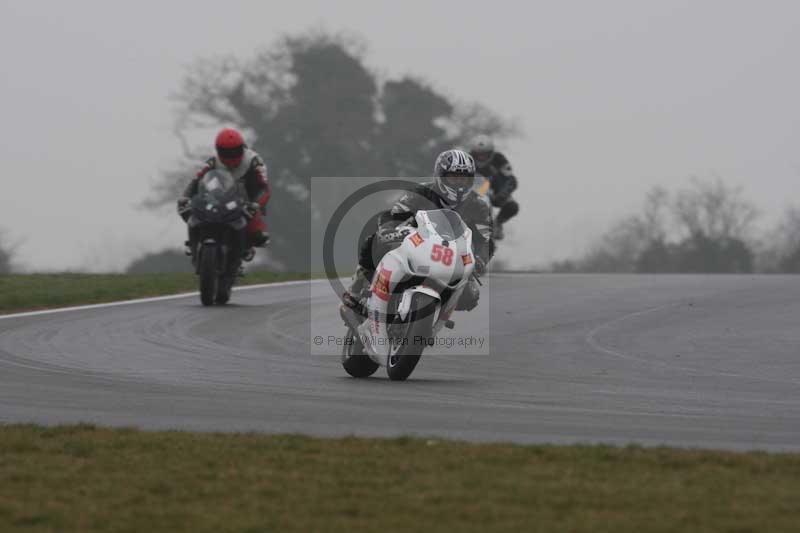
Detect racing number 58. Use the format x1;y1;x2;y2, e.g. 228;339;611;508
431;244;454;266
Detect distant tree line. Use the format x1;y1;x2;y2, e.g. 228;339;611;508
142;30;517;273
123;28;798;277
760;206;800;273
0;231;14;274
552;178;800;274
126;249;191;274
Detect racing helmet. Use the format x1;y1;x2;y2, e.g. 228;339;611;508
215;128;245;169
433;149;476;205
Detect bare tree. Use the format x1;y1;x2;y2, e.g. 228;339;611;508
144;30;518;272
775;206;800;252
574;187;671;272
761;206;800;272
673;177;758;241
559;178;759;273
448;102;522;147
640;186;671;242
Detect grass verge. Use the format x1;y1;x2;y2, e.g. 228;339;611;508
0;425;798;532
0;272;310;314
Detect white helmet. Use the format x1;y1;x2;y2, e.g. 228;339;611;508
433;149;476;205
469;134;495;163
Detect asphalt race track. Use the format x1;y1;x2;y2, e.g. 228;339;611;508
1;274;798;451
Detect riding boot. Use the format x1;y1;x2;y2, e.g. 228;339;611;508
341;266;373;315
493;199;518;241
493;222;505;241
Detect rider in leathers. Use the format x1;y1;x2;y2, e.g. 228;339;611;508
469;134;519;240
177;128;271;261
342;149;494;315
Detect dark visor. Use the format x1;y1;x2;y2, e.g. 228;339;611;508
217;145;244;159
442;173;473;189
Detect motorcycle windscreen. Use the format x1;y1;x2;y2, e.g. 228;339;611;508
192;168;247;225
198;169;238;203
422;209;468;241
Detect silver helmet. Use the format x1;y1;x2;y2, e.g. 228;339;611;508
433;149;476;205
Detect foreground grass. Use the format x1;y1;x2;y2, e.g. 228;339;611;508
0;272;310;313
0;425;798;532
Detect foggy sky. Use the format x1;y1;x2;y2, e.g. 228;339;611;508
1;0;798;271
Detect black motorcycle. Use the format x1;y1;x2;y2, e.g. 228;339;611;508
183;169;250;306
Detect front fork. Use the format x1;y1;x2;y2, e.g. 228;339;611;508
196;240;231;271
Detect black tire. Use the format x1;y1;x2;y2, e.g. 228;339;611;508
215;275;233;305
386;293;437;381
199;244;218;307
341;327;379;378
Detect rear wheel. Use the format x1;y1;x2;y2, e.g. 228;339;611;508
199;245;218;306
341;327;379;378
386;293;438;381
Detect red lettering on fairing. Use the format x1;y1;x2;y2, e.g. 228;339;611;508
372;266;392;302
431;244;454;266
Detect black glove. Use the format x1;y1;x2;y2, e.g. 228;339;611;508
176;197;190;214
245;202;260;218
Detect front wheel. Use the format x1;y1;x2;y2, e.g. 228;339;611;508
386;293;438;381
198;244;218;306
215;275;234;305
341;327;379;378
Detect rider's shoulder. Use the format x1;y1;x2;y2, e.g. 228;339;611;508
467;189;489;204
244;148;265;167
195;157;216;178
391;182;436;213
405;181;440;201
464;190;492;212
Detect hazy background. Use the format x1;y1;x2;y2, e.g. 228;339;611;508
1;0;798;271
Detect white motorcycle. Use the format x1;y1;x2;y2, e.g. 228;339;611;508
339;209;478;381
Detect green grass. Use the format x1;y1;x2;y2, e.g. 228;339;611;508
0;272;310;313
0;425;798;532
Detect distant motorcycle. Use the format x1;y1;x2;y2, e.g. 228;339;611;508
181;168;250;306
339;209;478;381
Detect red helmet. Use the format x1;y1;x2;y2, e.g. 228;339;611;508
215;128;245;168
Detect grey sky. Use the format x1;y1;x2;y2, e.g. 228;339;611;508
1;0;798;271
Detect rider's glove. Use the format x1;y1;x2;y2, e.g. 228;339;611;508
245;202;260;218
176;197;190;214
474;257;487;276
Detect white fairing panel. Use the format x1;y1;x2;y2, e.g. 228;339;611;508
357;251;409;362
397;286;441;321
356;209;477;364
